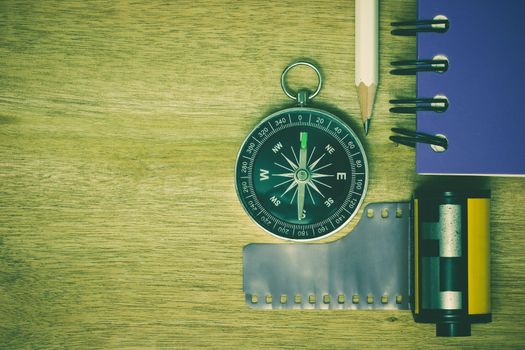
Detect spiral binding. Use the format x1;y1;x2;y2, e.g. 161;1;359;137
391;18;449;36
390;59;448;75
389;97;448;114
390;128;448;150
390;15;450;149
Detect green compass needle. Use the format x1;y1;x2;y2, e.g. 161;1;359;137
297;132;308;220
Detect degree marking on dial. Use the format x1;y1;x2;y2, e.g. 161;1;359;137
242;155;252;161
351;191;363;196
288;114;292;123
267;121;275;131
350;151;361;157
340;134;348;142
327;120;332;128
251;136;261;144
329;219;335;229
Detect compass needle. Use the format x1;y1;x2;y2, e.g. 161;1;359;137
297;132;308;220
235;62;368;240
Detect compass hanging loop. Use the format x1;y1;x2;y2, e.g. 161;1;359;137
280;61;322;105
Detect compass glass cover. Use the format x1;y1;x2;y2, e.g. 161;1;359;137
235;107;368;241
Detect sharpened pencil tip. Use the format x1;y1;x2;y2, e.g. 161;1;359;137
364;119;371;135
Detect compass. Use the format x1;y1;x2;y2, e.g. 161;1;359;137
235;62;368;241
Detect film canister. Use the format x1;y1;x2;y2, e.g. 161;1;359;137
412;191;491;336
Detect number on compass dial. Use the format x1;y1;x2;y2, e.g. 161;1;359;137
235;108;368;241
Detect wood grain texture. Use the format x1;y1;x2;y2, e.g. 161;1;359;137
1;0;524;348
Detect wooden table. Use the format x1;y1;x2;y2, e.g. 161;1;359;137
1;1;524;348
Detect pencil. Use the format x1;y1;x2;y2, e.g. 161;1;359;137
355;0;378;135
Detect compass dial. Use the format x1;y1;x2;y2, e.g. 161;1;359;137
235;107;368;241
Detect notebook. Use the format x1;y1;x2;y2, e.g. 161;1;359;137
414;0;525;175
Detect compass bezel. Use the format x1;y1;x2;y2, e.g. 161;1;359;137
235;107;369;241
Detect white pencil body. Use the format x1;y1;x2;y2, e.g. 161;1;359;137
355;0;378;131
355;0;378;87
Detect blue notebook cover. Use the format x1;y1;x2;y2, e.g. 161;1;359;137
416;0;525;175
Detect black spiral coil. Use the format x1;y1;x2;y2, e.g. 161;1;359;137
391;19;449;36
390;59;448;75
390;128;448;150
389;16;450;149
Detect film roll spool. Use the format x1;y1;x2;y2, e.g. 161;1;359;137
412;191;491;336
